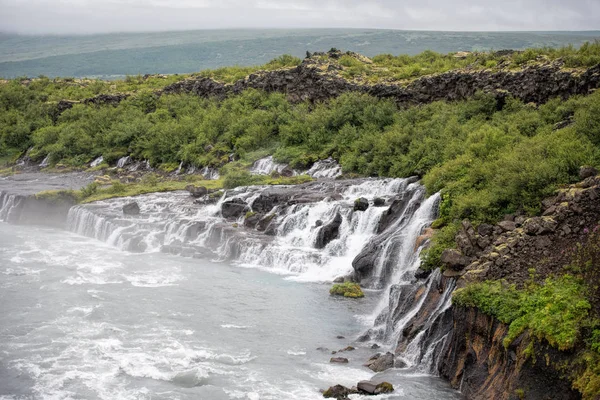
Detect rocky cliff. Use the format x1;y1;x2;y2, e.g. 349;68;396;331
162;51;600;106
433;170;600;399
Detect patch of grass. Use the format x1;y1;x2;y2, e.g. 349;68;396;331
330;282;364;298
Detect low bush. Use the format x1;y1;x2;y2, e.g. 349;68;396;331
330;282;364;298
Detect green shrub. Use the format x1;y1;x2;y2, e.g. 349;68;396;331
330;282;364;298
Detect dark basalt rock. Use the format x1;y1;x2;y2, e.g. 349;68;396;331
221;198;250;220
329;357;349;364
185;184;208;198
579;165;598;180
357;381;394;395
363;352;394;372
123;202;140;216
322;384;356;399
353;197;369;212
315;212;342;249
244;212;262;229
373;197;386;207
440;249;470;270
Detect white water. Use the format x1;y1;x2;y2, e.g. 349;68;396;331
250;156;290;176
39;155;50;168
1;177;463;399
305;158;342;179
200;166;220;180
90;156;104;168
117;156;130;168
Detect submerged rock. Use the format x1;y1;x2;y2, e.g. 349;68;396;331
123;202;140;216
330;357;349;364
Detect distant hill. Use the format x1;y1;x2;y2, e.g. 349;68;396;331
1;29;599;78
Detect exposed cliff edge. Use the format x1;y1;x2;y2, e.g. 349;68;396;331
161;51;600;106
431;172;600;400
54;50;600;114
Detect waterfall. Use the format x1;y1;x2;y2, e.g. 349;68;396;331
305;158;342;179
175;161;184;175
116;156;130;169
39;155;50;168
0;192;23;223
200;166;220;180
90;156;104;168
61;177;451;374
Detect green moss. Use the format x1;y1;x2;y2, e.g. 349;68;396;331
245;211;256;219
375;382;394;394
330;282;364;298
35;189;80;204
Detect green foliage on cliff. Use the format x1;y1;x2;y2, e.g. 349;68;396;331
330;282;364;298
454;272;600;399
453;275;592;351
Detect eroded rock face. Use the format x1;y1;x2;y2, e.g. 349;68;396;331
439;307;579;400
221;198;250;220
315;212;342;249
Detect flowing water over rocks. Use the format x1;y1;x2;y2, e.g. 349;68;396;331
0;174;463;399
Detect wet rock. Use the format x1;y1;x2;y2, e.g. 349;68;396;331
370;343;380;349
364;352;394;372
185;184;208;198
357;381;394;395
580;166;598;180
414;267;431;280
315;212;342;249
315;220;324;227
244;212;262;229
353;197;369;212
394;358;408;368
123;202;140;216
330;357;349;364
185;221;207;239
256;213;276;232
373;197;386;207
440;249;470;270
333;276;344;283
377;195;418;233
221;198;250;220
322;384;356;399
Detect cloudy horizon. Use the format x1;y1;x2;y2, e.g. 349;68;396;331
1;0;599;35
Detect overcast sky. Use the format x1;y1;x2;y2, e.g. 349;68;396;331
1;0;599;34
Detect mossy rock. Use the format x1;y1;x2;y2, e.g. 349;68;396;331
330;282;364;298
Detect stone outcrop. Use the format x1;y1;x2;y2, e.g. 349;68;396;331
439;306;579;400
315;212;342;249
122;202;140;216
161;53;600;107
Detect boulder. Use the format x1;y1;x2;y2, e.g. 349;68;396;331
414;267;431;280
498;220;516;232
123;202;140;216
373;197;386;207
364;352;394;372
580;166;598;180
322;384;356;399
477;223;494;237
221;198;250;220
523;217;557;236
357;381;394;395
440;249;470;270
185;185;208;198
315;212;343;249
330;357;349;364
353;197;369;212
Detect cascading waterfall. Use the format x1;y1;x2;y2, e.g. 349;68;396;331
0;191;23;222
39;155;50;168
116;156;130;169
90;156;104;168
61;177;453;375
305;158;342;178
250;156;288;175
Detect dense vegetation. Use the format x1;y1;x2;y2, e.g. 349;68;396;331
329;282;364;298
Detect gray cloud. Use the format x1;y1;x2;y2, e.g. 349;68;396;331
0;0;598;34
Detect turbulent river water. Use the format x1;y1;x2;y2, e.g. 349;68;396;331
0;174;463;400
